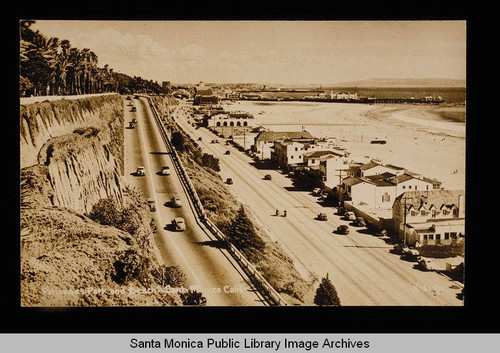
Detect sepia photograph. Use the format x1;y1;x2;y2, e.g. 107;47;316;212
19;20;466;310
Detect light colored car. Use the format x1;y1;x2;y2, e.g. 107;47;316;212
171;195;182;207
160;166;170;175
344;211;356;221
136;166;146;176
172;217;186;231
312;187;322;196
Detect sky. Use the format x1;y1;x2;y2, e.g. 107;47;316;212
31;20;467;86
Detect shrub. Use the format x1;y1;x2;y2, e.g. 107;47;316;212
113;249;151;286
151;265;187;288
88;198;121;227
171;131;185;152
226;206;265;259
314;274;341;306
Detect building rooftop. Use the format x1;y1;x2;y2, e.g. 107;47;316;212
254;131;314;144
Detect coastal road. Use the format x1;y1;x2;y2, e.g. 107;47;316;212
175;100;464;306
122;97;266;306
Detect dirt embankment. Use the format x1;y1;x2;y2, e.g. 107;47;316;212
20;95;180;306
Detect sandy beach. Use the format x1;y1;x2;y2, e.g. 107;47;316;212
223;100;466;190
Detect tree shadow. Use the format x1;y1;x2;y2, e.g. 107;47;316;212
192;240;228;249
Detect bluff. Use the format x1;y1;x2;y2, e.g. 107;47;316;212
20;95;124;214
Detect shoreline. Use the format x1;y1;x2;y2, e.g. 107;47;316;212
222;101;466;190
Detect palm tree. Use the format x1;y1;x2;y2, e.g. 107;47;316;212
55;39;71;95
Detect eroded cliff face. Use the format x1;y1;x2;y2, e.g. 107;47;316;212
20;95;124;214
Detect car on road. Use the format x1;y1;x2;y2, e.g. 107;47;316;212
225;150;231;155
336;206;346;216
128;121;135;129
264;174;272;180
354;217;366;227
131;118;137;124
211;139;219;144
336;225;349;235
170;195;182;207
160;166;170;175
172;217;186;231
198;137;202;141
136;166;146;176
374;228;388;237
131;106;136;112
312;188;322;196
317;213;328;221
417;258;436;271
147;199;156;212
226;178;233;185
344;211;356;221
393;243;410;255
403;249;421;262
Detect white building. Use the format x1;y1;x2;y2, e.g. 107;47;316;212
392;190;465;246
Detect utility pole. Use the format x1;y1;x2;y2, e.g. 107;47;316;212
335;168;349;208
403;196;407;245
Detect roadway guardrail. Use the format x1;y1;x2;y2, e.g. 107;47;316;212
143;95;288;306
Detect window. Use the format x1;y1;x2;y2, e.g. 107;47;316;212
423;234;428;240
382;193;390;202
432;210;438;218
421;209;426;216
453;208;459;217
436;234;441;240
429;234;434;240
411;211;418;216
450;232;457;239
295;147;298;151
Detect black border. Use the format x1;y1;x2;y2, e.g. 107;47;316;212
9;4;489;335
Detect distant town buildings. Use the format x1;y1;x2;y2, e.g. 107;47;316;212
194;82;218;105
205;111;255;128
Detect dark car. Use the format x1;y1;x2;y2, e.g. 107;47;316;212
226;178;233;185
198;137;202;141
336;225;349;235
354;217;366;227
317;213;328;221
264;174;272;180
225;150;231;155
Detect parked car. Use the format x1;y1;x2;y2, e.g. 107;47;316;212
147;199;156;212
225;150;231;155
393;243;410;255
171;195;182;207
226;178;233;185
198;137;202;141
160;166;170;175
312;187;322;196
172;217;186;231
131;118;137;124
354;217;366;227
344;211;356;221
317;213;328;221
136;166;146;176
336;225;349;235
417;258;436;271
374;228;388;237
264;174;272;180
336;207;346;216
403;249;421;262
128;121;135;129
131;106;136;112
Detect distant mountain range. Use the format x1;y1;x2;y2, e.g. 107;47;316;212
333;78;466;88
